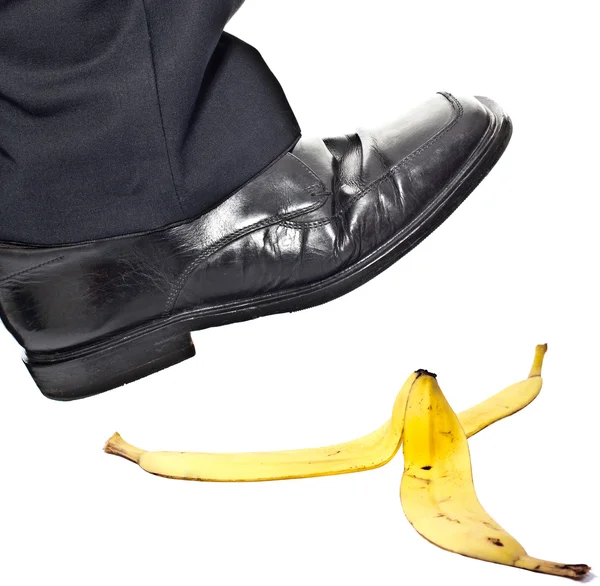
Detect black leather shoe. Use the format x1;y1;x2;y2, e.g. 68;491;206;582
0;93;511;400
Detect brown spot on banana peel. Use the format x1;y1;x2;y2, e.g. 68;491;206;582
405;473;432;484
421;466;432;470
435;514;460;523
488;538;504;547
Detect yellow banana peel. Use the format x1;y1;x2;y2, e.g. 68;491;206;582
105;345;546;482
104;344;590;578
401;367;590;579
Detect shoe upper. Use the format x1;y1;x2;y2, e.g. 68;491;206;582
175;92;492;308
0;93;505;353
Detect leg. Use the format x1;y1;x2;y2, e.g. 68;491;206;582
0;0;299;244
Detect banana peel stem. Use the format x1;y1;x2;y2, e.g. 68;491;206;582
516;556;591;579
529;344;548;378
104;432;146;464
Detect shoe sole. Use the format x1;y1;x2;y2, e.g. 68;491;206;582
25;97;513;400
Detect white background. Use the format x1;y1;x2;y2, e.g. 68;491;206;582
1;1;598;584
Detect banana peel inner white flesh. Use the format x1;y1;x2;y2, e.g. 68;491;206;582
104;344;591;578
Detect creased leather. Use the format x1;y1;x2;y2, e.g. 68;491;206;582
176;93;490;309
0;93;493;355
0;155;327;352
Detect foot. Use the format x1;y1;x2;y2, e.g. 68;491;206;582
0;93;511;399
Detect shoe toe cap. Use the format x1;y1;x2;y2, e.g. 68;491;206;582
362;93;506;220
339;93;509;259
360;92;495;185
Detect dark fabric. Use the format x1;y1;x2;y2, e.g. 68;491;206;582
0;0;300;245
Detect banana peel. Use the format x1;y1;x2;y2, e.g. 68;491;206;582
105;345;546;481
104;344;591;579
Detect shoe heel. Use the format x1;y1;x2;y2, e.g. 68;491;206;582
24;328;195;401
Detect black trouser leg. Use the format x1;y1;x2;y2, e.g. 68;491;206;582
0;1;299;244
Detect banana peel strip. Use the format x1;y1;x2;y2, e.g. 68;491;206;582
401;365;590;579
105;346;546;482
